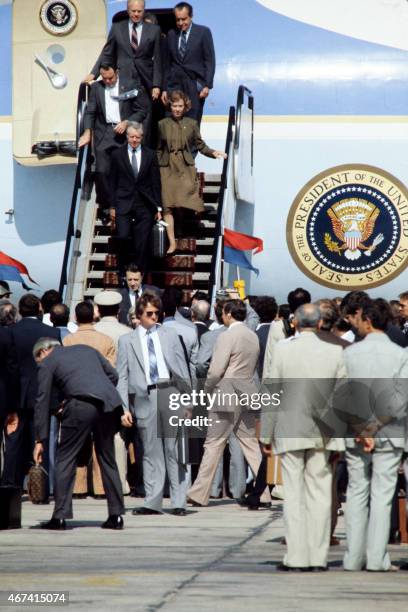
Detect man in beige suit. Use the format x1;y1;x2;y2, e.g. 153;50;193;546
261;303;346;572
188;299;270;507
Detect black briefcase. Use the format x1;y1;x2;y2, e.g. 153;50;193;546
0;486;22;529
151;222;168;258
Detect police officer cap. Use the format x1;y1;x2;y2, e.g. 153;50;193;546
94;290;122;306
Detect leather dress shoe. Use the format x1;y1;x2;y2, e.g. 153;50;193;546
187;498;203;507
389;529;401;545
171;508;187;516
132;507;161;515
101;515;123;530
40;518;66;530
398;562;408;570
276;563;309;572
309;566;329;572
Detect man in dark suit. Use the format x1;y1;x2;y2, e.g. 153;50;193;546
253;296;278;378
1;294;61;487
0;325;19;475
118;263;161;325
79;63;146;216
162;2;216;126
33;339;126;530
109;122;162;274
84;0;162;145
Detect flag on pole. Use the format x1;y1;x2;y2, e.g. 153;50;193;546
0;251;38;290
223;229;263;275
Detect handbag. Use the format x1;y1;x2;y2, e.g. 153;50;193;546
151;221;168;258
27;464;49;505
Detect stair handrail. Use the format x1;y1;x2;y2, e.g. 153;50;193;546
58;83;92;296
208;104;235;303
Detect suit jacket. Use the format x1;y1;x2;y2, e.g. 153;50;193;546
109;144;162;213
342;332;408;449
256;323;271;378
195;322;209;344
196;325;226;379
62;324;116;366
0;326;19;418
34;345;122;443
92;20;162;90
8;318;61;413
116;324;192;418
162;317;198;387
83;78;146;150
164;23;215;91
157;117;214;167
205;322;260;413
118;285;161;325
260;331;347;454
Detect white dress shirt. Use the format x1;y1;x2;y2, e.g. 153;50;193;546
128;288;142;309
105;80;121;124
128;144;142;170
129;20;143;44
138;324;170;385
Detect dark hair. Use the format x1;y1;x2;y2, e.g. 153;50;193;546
340;291;370;316
399;291;408;302
19;294;41;318
278;303;291;320
50;303;70;327
100;62;117;72
191;290;210;304
0;302;17;326
332;317;352;333
214;299;227;324
75;301;94;324
162;288;182;317
287;287;311;313
174;2;193;16
361;298;391;331
125;263;143;275
41;289;62;314
98;304;120;318
0;281;10;292
253;296;278;323
223;299;247;322
144;11;158;25
136;294;162;317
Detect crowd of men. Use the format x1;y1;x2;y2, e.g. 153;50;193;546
78;0;216;272
1;277;408;572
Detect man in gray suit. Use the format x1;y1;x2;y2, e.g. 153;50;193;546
117;294;192;516
341;299;408;572
33;339;125;531
261;303;346;571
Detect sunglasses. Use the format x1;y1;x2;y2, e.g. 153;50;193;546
145;310;159;318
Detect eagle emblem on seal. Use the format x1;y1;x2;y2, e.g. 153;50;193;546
324;198;384;261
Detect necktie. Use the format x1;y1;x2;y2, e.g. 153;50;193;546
131;23;139;52
131;148;138;178
146;330;159;384
179;30;187;60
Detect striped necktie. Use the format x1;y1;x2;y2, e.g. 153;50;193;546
131;23;139;52
179;30;187;60
146;330;159;384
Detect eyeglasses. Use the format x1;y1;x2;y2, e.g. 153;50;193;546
145;310;159;318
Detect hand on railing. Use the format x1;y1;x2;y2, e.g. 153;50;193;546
213;150;228;159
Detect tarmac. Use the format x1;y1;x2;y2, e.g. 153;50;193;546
0;496;408;612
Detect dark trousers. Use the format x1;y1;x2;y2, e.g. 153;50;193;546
116;205;154;274
94;132;125;209
52;398;124;519
1;413;35;487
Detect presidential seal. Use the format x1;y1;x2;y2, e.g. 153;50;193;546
287;164;408;290
40;0;78;36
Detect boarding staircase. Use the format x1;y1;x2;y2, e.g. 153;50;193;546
60;85;254;308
